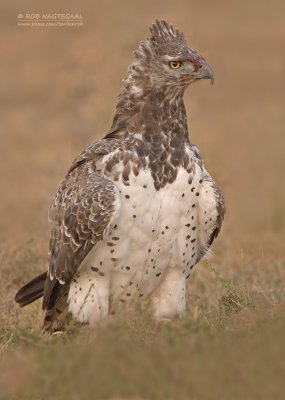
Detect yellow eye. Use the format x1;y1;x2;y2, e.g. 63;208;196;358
169;61;182;69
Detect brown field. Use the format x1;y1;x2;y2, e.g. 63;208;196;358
1;0;285;399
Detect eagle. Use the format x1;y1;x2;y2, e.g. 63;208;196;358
15;20;225;333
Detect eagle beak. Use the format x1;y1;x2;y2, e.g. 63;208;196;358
196;60;215;85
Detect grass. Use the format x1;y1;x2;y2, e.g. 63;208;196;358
1;242;284;399
2;304;285;400
206;262;250;320
1;0;285;398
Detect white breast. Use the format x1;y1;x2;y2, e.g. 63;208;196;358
68;163;204;322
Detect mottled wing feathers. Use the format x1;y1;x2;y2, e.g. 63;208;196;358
189;144;225;263
209;181;225;245
43;161;120;309
68;138;122;173
197;172;225;264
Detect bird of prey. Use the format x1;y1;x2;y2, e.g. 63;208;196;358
15;20;225;333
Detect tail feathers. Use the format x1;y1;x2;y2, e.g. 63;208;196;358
15;272;47;307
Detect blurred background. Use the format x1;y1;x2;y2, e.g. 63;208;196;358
0;0;285;399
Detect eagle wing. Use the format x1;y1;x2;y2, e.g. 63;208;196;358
190;144;225;264
43;158;120;310
196;169;225;263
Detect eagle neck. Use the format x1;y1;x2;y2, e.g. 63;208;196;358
112;83;189;144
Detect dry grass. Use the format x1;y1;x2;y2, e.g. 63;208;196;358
1;0;285;399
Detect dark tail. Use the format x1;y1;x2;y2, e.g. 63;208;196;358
15;272;47;307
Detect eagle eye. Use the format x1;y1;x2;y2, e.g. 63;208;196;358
169;61;182;69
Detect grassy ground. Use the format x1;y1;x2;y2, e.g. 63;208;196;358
1;0;285;399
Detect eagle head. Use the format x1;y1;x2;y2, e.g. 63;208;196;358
128;20;214;92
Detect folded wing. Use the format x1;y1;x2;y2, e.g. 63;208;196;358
43;161;120;311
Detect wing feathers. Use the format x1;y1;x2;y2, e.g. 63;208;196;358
43;159;120;310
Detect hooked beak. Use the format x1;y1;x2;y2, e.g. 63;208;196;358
195;60;214;85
